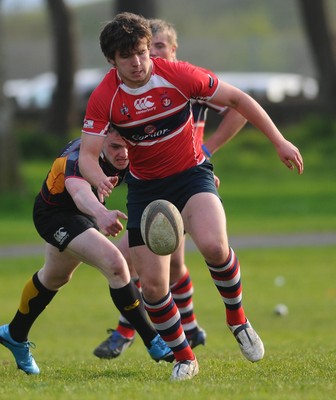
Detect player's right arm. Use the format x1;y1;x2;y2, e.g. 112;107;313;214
79;133;116;202
65;176;127;237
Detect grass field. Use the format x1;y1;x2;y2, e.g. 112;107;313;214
1;121;336;244
0;120;335;399
0;247;335;399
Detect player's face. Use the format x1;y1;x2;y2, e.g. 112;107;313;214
150;32;176;61
112;38;152;88
103;132;129;170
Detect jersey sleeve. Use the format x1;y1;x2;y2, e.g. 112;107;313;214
64;155;82;179
154;59;219;102
82;71;114;136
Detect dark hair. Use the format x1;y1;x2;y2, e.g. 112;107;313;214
100;12;152;60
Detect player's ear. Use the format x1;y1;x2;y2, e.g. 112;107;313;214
108;58;116;67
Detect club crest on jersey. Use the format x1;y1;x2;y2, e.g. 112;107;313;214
144;125;156;135
134;96;156;114
120;104;129;116
161;95;172;108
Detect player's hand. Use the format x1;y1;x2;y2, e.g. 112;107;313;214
98;210;128;237
276;139;304;175
97;176;119;203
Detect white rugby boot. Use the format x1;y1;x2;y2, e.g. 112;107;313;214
171;357;199;381
228;319;264;362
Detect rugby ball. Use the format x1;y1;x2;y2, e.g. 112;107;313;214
140;200;184;255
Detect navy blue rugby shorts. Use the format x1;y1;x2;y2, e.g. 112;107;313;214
33;194;98;252
126;160;220;247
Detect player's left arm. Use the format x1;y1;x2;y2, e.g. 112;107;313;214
211;81;304;174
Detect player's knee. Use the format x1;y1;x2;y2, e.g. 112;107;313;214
201;240;229;265
98;252;129;278
140;280;166;302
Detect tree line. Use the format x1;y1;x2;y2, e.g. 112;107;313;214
0;0;335;191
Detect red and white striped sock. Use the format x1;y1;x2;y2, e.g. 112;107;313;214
144;292;194;361
170;269;200;339
206;247;246;326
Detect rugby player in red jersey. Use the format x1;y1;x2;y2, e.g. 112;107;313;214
79;12;303;381
93;18;247;361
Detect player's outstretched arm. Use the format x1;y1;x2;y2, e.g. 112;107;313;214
65;177;127;237
79;133;115;201
211;81;304;174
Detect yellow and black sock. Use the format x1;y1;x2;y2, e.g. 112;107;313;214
109;281;156;348
9;272;57;342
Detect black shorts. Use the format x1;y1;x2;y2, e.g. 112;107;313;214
33;194;98;252
125;160;220;247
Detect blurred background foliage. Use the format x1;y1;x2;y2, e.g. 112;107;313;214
3;0;336;77
0;0;335;202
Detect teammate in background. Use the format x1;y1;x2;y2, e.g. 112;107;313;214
0;130;173;375
79;13;304;381
150;18;247;153
93;19;247;360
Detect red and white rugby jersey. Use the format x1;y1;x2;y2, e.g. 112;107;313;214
82;57;219;180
